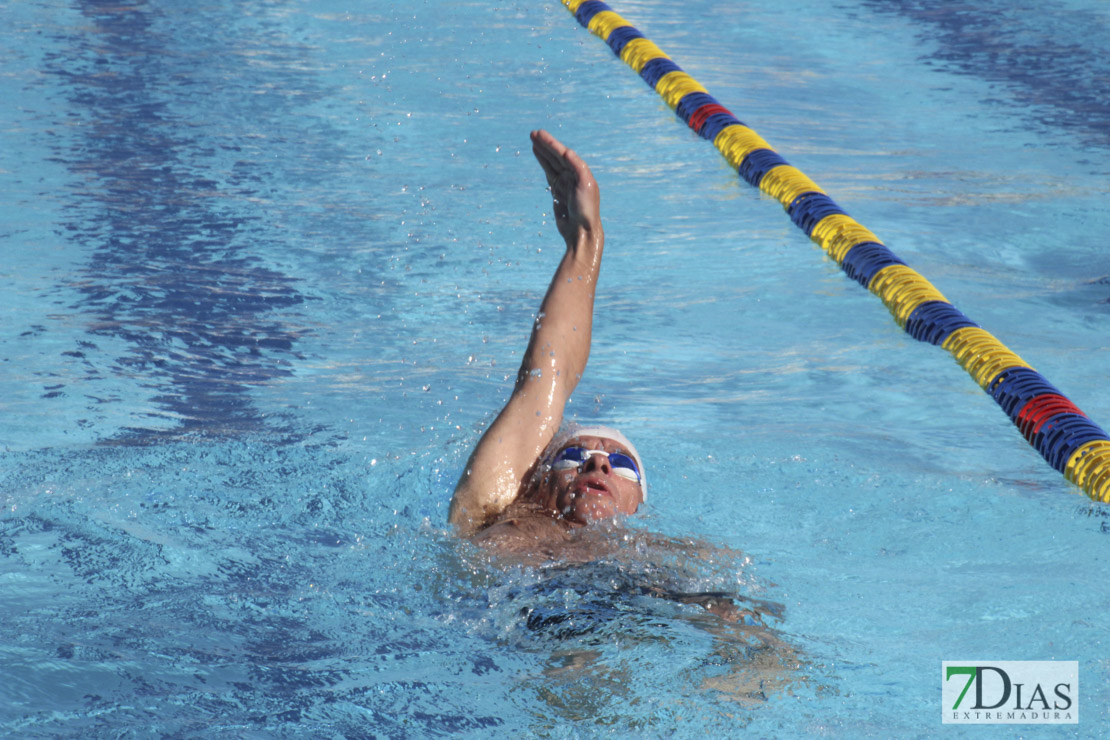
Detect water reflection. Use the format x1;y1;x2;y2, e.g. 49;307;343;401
45;0;313;441
861;0;1110;149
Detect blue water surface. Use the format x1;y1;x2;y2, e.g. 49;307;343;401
2;0;1108;736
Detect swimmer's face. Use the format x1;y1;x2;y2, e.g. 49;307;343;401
535;435;643;526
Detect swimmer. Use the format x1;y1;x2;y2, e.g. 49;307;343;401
448;135;801;697
449;130;645;550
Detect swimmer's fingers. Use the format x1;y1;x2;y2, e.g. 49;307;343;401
531;130;593;197
531;130;576;235
538;133;588;181
530;129;602;246
531;130;574;180
559;145;593;188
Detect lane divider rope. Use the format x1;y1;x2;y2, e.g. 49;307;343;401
561;0;1110;503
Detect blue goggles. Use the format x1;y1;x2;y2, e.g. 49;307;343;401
549;446;642;484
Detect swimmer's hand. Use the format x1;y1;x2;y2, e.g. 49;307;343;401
531;129;602;249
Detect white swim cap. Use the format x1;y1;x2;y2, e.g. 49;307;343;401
547;423;646;500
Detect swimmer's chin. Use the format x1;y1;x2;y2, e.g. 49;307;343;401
561;496;624;527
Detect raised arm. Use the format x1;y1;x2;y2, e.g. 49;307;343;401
449;130;604;535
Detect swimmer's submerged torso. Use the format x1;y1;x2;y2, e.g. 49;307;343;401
459;527;803;707
470;512;777;626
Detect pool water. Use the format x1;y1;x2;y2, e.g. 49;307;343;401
2;0;1108;736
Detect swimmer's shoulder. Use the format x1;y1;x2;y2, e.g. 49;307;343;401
471;500;573;550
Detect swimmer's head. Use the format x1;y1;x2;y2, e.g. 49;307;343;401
531;423;646;525
547;425;646;499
